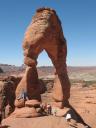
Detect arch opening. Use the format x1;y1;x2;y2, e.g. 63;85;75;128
37;50;53;67
37;50;54;78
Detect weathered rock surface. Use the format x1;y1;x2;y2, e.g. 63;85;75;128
25;100;40;108
11;107;41;118
0;76;21;118
14;99;25;108
51;101;64;109
15;7;71;108
15;67;41;101
70;86;96;128
2;115;88;128
51;106;70;116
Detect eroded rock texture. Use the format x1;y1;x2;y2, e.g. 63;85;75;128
0;76;21;119
16;7;71;109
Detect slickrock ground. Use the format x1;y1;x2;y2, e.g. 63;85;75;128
2;85;96;128
70;86;96;128
2;115;88;128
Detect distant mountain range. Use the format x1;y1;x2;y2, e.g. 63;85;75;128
0;64;96;81
0;64;25;73
0;63;96;73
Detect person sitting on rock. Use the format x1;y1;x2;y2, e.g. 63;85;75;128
17;90;29;101
47;104;52;115
40;103;47;115
40;103;44;111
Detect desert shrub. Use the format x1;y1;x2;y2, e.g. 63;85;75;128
85;81;96;86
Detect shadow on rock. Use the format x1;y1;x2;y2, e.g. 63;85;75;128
0;125;10;128
65;105;92;128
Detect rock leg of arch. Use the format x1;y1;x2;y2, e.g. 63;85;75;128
44;40;70;108
15;66;41;101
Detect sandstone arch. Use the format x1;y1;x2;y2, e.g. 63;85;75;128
15;8;71;108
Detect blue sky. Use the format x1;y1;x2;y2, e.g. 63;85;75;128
0;0;96;66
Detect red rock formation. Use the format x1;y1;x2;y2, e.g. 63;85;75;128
16;67;41;101
15;7;71;110
11;107;41;118
25;100;40;107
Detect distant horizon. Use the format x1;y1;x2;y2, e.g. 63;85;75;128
0;63;96;68
0;0;96;66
